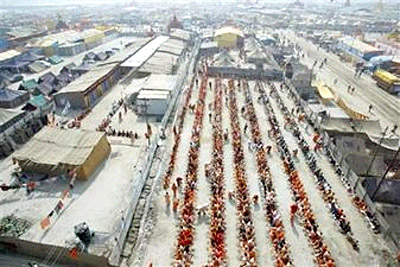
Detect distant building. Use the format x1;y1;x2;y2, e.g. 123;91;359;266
167;15;182;34
214;26;244;49
337;36;384;62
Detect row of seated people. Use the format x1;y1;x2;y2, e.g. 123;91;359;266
241;80;293;267
259;82;336;267
163;76;196;190
226;80;257;267
96;98;125;131
174;72;209;267
271;82;358;249
281;82;381;235
207;79;227;266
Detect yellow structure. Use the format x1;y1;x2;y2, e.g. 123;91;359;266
214;27;244;49
335;97;369;120
315;81;334;104
14;127;111;180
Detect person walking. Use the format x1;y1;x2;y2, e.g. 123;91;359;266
171;183;178;198
292;148;298;158
392;124;398;134
244;123;248;135
165;191;171;207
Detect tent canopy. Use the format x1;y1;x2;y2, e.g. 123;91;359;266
14;127;110;179
0;88;29;108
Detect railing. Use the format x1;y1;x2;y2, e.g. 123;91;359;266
286;78;400;252
108;38;200;266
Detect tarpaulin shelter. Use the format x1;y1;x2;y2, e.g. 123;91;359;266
0;88;29;108
83;52;96;61
19;79;39;93
60;63;77;75
39;72;58;85
37;82;54;96
28;61;48;73
48;55;64;65
22;94;50;111
14;127;111;180
95;52;109;61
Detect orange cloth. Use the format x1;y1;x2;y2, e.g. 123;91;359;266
40;216;50;229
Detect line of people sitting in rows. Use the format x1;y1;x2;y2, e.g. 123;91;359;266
240;80;293;267
207;78;227;266
174;71;209;267
281;82;381;235
259;82;335;267
163;76;196;190
226;79;257;266
270;82;359;250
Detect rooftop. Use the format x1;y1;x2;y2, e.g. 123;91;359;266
0;50;21;62
14;126;106;168
141;74;178;91
55;63;118;95
121;36;169;68
340;36;383;54
215;26;244;38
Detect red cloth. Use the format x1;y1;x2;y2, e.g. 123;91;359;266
69;247;78;259
27;181;36;190
290;204;298;215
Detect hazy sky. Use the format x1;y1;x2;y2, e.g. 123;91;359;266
0;0;394;7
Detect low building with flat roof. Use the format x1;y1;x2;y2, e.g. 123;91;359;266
14;126;111;180
54;63;120;109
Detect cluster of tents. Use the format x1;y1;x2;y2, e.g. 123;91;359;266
0;111;48;158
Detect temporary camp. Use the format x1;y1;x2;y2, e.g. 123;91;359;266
14;127;111;180
0;88;30;108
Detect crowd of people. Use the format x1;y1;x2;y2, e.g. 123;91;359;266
163;76;196;190
227;80;257;266
271;82;359;249
281;81;381;235
240;80;293;266
207;78;227;266
258;81;336;267
174;71;208;267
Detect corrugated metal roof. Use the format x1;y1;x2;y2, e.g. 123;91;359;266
55;63;117;94
142;74;177;91
121;36;169;68
138;91;169;99
139;51;178;75
170;29;192;42
158;38;185;56
0;50;21;62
